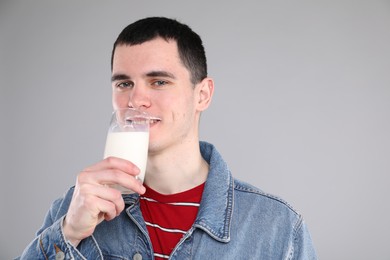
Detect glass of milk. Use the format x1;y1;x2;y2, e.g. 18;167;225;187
103;108;150;194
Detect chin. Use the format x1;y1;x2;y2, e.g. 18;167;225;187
147;140;161;154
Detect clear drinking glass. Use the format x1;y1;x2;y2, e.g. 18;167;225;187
103;108;150;194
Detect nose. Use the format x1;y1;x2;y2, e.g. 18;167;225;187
128;85;151;109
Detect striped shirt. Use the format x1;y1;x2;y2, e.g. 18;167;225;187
140;183;205;260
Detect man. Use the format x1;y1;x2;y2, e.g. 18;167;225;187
20;17;317;259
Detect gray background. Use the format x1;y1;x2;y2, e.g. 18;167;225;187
1;1;389;259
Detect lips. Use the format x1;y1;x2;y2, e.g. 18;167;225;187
149;116;161;126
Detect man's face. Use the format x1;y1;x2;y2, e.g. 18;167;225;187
111;38;200;155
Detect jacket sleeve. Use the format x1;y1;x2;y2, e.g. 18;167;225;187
290;217;318;260
18;189;103;260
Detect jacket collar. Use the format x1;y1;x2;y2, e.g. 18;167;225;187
193;141;233;243
123;141;234;243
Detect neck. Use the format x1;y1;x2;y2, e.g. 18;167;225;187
144;140;209;194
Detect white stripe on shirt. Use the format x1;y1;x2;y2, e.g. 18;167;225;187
154;253;170;259
140;196;200;207
144;221;187;234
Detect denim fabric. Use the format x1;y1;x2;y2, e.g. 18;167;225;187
19;141;317;259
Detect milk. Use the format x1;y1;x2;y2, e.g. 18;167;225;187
104;131;149;193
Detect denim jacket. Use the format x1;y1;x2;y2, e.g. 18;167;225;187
19;142;317;260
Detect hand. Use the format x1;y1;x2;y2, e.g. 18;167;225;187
63;157;146;247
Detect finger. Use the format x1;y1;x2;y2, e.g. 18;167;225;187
85;157;140;176
78;168;145;194
77;169;145;194
95;197;118;221
75;182;125;212
76;185;125;221
95;184;125;214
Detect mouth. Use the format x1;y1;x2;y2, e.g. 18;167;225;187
149;116;161;126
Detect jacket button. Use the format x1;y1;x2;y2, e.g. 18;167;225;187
55;251;65;260
133;253;142;260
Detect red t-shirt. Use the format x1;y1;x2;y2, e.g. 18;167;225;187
140;183;205;259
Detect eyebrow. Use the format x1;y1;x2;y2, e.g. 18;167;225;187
145;70;176;79
111;70;176;83
111;73;131;82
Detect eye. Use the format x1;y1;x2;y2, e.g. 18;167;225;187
116;81;134;90
152;80;168;87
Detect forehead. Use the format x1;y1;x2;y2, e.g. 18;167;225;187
112;38;183;73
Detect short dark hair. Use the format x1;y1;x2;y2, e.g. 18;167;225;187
111;17;207;84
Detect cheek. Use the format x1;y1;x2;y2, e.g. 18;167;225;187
173;98;197;122
112;93;129;108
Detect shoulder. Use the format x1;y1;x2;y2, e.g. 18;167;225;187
231;179;317;258
233;178;301;220
35;187;76;235
49;186;75;220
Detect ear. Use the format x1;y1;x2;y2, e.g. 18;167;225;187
195;77;214;112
